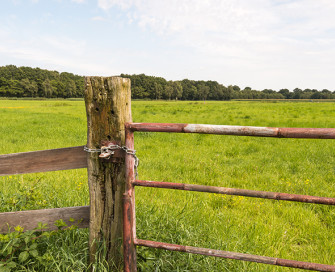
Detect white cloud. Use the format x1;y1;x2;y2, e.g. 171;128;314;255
0;34;104;75
2;0;335;90
96;0;335;90
98;0;273;35
97;0;335;46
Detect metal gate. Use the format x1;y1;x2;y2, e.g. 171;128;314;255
123;123;335;272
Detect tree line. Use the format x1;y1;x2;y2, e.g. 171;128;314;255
0;65;84;98
121;74;335;100
1;65;334;100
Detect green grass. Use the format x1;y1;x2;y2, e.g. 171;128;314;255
0;100;335;271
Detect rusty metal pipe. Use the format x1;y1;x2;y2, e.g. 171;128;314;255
123;128;137;272
127;123;335;139
122;194;135;272
125;128;137;240
135;239;335;271
133;180;335;205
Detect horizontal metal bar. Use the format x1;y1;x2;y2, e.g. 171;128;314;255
135;239;335;271
0;206;90;233
127;123;335;139
133;180;335;205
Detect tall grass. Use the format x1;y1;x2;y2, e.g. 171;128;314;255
0;100;334;271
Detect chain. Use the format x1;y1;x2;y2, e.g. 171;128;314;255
84;144;139;178
83;146;101;153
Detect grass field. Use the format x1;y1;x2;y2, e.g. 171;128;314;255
0;100;335;271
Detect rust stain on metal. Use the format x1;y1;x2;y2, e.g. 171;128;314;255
135;239;187;252
127;123;187;133
277;128;335;139
125;128;136;239
123;194;135;272
135;239;335;271
276;258;335;271
125;130;135;195
133;180;335;205
133;180;186;190
123;128;137;272
126;123;335;139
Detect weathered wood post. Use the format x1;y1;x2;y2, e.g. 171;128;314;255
84;76;132;270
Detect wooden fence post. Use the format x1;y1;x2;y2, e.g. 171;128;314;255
84;76;132;270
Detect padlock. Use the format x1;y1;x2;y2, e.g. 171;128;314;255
99;146;115;159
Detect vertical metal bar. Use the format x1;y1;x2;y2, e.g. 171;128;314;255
123;126;137;272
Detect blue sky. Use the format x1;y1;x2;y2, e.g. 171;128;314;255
1;0;335;91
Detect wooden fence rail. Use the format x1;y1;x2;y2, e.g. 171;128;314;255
0;146;90;233
0;206;89;233
0;146;87;176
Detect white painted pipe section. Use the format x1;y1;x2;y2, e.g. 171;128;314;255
184;124;278;137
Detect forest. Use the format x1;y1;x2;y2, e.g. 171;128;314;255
1;65;335;100
0;65;84;98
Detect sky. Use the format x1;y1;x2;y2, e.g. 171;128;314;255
1;0;335;91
